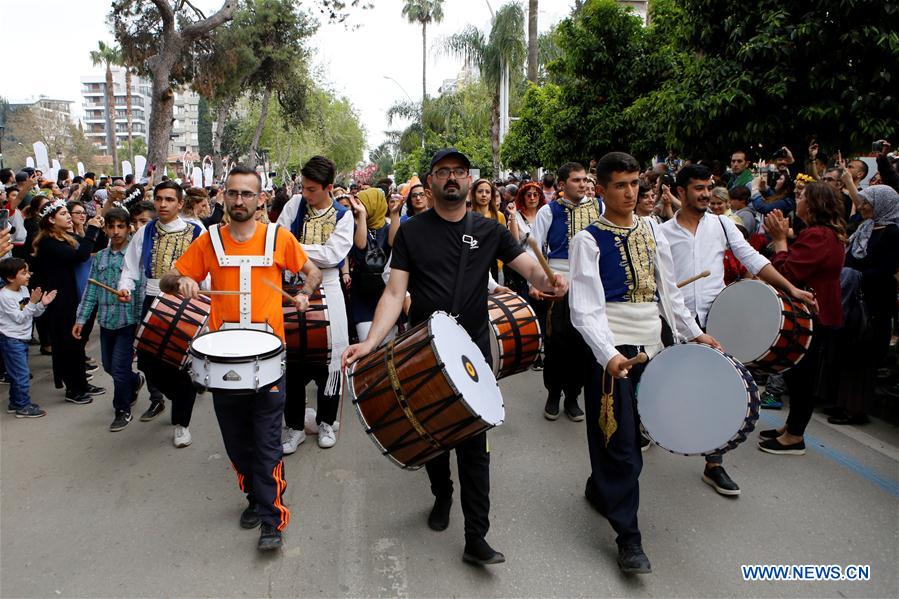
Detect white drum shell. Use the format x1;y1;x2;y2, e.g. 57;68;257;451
189;330;285;392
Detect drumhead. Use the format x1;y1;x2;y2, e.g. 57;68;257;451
190;329;283;361
429;312;504;426
638;344;751;455
706;280;782;364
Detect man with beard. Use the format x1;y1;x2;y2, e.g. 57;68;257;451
342;148;568;566
661;164;815;496
160;165;321;551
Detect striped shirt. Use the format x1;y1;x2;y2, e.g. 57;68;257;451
75;246;142;330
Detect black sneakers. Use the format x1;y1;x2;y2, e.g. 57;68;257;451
85;384;106;397
543;394;561;421
110;411;133;432
140;401;165;422
240;503;261;529
564;399;585;422
617;544;651;574
758;437;806;455
257;523;282;551
758;428;781;440
702;466;741;496
462;537;505;566
427;495;452;531
132;374;145;406
64;391;93;405
640;433;652;452
15;404;47;418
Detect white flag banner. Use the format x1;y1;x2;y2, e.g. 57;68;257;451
50;159;61;182
134;155;147;179
26;157;35;168
191;166;203;188
122;160;133;177
77;161;85;177
33;142;50;171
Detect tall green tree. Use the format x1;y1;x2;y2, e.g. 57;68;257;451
89;41;122;174
443;2;526;174
402;0;445;104
527;0;538;83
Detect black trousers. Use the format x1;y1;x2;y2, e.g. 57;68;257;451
284;363;339;428
424;431;490;541
137;295;196;426
784;327;836;436
213;377;289;530
584;345;646;548
46;308;87;394
543;297;590;401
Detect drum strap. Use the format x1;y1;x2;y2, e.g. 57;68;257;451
451;213;473;318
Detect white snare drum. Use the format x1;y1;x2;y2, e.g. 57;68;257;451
638;344;759;456
189;329;285;393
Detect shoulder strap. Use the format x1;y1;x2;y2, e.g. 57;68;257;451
262;223;278;265
208;224;229;266
717;215;733;253
451;212;473;317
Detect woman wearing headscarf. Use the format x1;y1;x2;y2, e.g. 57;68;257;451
830;185;899;424
348;188;392;341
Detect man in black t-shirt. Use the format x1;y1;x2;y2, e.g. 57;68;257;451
344;148;567;566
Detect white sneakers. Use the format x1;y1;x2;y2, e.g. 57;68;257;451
282;427;306;455
318;422;337;449
304;408;317;435
173;425;192;448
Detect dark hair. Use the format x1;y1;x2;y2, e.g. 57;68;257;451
557;162;585;183
104;207;130;227
154;179;184;200
728;186;751;203
731;149;749;160
300;155;336;187
0;257;28;282
595;152;640;185
125;174;135;184
184;187;209;213
848;159;869;178
56;169;70;184
637;182;652;199
226;164;262;192
66;200;85;214
83;171;96;180
675;164;713;193
405;183;426;215
129;200;156;220
0;168;13;185
468;179;500;220
72;176;84;185
542;173;555;188
23;194;49;220
802;182;848;243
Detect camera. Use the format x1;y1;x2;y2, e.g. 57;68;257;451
873;140;886;153
771;147;788;160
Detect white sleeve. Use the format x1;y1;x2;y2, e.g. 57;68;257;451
276;195;302;230
568;231;619;368
527;205;552;259
651;221;702;341
487;272;498;293
722;216;769;275
119;225;144;292
302;212;353;268
10;210;26;245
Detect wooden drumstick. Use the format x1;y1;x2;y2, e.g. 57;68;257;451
527;237;556;282
262;277;299;303
88;278;124;297
620;352;648;370
676;270;711;289
199;289;249;296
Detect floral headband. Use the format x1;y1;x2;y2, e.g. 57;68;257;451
39;199;67;219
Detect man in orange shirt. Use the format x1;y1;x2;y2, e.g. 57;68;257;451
161;165;321;552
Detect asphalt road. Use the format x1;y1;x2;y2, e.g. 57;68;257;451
2;340;897;598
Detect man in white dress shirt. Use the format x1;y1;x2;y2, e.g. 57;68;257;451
661;163;816;496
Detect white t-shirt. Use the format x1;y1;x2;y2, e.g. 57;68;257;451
0;286;46;340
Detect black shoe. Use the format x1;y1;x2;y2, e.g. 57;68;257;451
39;347;52;356
140;401;165;422
702;466;740;496
0;374;10;384
240;503;261;529
530;355;544;371
109;411;133;432
132;374;145;406
257;523;282;551
564;400;585;422
6;404;15;413
820;405;841;417
827;412;870;425
64;391;93;405
85;384;106;397
758;437;806;455
15;404;47;418
427;495;452;531
85;362;100;374
543;395;560;421
617;544;652;574
758;428;781;440
462;537;505;565
640;434;652;452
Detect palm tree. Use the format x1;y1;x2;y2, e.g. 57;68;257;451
89;41;121;175
113;51;136;168
444;2;525;174
401;0;445;109
527;0;538;83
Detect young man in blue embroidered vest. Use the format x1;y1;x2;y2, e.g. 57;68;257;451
569;152;721;574
118;181;204;448
276;155;353;452
528;162;602;422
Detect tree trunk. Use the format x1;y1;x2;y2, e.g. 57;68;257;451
125;68;134;166
104;63;119;175
490;92;501;177
527;0;538;83
146;57;177;183
212;97;232;176
421;20;427;148
248;89;271;169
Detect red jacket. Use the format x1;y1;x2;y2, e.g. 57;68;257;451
771;226;845;327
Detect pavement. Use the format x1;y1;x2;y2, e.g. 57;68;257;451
2;339;898;598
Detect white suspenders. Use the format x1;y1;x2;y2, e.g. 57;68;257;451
208;223;279;331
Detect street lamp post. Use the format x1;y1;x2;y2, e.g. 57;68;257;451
384;75;425;150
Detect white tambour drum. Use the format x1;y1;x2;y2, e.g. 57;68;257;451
638;344;759;456
189;329;285;393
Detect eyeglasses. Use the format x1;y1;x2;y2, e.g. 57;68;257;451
410;192;425;198
70;210;86;216
224;189;258;201
431;167;468;180
525;191;540;197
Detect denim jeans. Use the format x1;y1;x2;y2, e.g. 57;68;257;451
0;333;32;409
100;325;140;413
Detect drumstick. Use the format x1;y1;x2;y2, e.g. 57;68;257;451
199;290;249;296
676;270;711;289
527;237;556;283
261;277;298;303
620;352;648;370
88;278;124;297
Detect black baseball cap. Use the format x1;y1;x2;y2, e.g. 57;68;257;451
429;148;471;173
